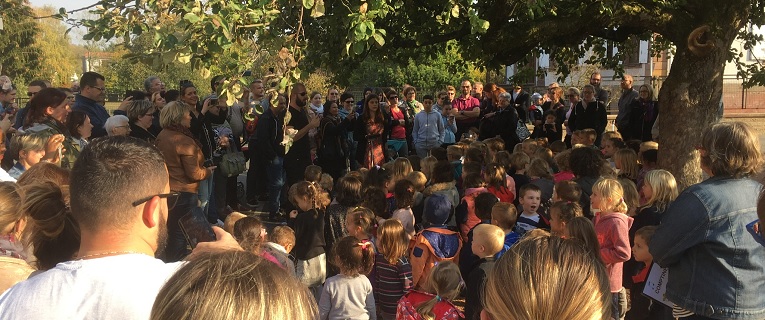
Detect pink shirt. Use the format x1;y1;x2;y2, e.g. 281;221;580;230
452;95;480;125
390;107;406;139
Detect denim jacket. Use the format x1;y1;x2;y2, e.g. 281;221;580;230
650;176;765;319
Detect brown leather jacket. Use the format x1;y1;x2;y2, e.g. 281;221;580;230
155;129;210;193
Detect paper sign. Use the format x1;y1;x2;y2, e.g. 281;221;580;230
642;263;674;308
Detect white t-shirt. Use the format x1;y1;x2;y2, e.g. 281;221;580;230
0;254;183;320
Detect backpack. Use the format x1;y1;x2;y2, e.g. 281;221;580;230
516;120;531;141
409;228;462;289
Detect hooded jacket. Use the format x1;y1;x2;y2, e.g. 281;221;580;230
594;212;634;293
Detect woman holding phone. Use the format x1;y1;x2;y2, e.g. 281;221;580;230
155;101;214;262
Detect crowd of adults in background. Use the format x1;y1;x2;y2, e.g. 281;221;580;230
0;70;760;320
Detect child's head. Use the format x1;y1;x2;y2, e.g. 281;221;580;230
484;137;505;154
11;134;46;166
430;161;455;184
564;217;602;261
553;149;572;172
365;166;393;192
544;112;556;123
475;192;500;220
462;172;486;189
519;184;542;214
521;140;539;157
345;207;376;240
590;178;628;213
632;226;657;264
362;187;389;219
464;147;485;166
375;219;409;264
422;95;433;110
319;173;333;192
570;130;583;145
549;201;583;235
405;171;427;192
549;140;567;154
288;181;331;211
642;169;679;212
482;231;610;320
304;165;323;183
345;170;365;184
526;158;552;180
552;180;582;202
270;226;296;253
640;149;658;168
416;261;463;318
483;162;508;190
223;212;247;234
601;137;625;158
420;156;438;180
335;176;363;207
423;193;452;226
446;145;463;162
581;128;597;145
509;152;530;172
471;224;506;257
393;179;416;209
601;130;622;142
491;202;518;231
233;216;266;254
494;150;512;172
392;157;413;183
617;177;640;216
332;236;375;277
461;162;482;178
613;148;639;179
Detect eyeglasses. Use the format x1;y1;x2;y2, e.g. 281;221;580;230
67;96;76;101
389;96;398;100
344;100;354;104
132;192;181;209
27;92;39;97
91;86;106;92
298;92;307;96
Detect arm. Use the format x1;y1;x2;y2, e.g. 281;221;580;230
455;106;481;120
649;192;708;267
178;148;212;182
437;113;445;145
293;116;320;142
599;218;632;264
411;114;420;142
318;283;331;320
365;281;377;320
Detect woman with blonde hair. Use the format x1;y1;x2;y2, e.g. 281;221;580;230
126;99;157;142
482;230;611;320
150;251;318;320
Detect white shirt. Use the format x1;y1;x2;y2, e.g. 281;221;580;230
0;254;183;320
0;170;16;182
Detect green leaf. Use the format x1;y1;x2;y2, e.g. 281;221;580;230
303;0;314;9
184;13;200;23
352;41;365;55
451;4;459;18
372;32;385;47
311;0;325;18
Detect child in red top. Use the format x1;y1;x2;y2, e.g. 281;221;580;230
396;261;464;320
484;163;514;203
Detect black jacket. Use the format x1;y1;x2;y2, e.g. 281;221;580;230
465;257;495;320
318;115;353;165
568;100;607;139
252;108;285;163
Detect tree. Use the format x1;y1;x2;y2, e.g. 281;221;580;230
68;0;764;188
0;0;43;86
30;6;80;87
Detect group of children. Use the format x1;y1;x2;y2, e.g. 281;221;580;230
222;129;680;320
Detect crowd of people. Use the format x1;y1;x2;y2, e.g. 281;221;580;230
0;72;761;320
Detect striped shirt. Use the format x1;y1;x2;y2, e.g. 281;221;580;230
373;253;413;316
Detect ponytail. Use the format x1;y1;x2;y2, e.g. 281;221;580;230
288;181;331;215
21;182;80;270
416;261;462;320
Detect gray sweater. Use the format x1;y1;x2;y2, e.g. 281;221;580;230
319;274;377;320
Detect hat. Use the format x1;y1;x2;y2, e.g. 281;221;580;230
531;93;543;100
424;194;451;226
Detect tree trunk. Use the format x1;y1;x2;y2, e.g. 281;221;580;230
657;26;739;190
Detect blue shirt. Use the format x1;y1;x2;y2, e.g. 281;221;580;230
72;94;111;138
495;231;522;259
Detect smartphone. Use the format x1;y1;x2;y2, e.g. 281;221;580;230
178;207;216;248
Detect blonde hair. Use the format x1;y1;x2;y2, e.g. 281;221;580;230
592;178;628;213
376;219;409;264
483;230;611;320
617;178;640;216
601;131;622;141
492;202;517;230
613;149;639;180
472;224;505;255
509;152;530;171
319;173;333;192
150;251;318;320
0;182;23;236
700;122;762;178
392;157;413;184
223;212;247;234
642;169;679;212
270;226;296;249
10;133;46;161
554;149;572;172
420;156;438;180
446;145;463;161
406;171;427;191
521;140;539;154
288;181;331;212
416;261;463;320
160;101;190;128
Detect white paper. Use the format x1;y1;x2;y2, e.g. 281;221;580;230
642;263;674;308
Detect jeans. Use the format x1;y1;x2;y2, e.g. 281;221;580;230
197;174;214;215
266;157;286;219
163;192;198;263
611;288;627;320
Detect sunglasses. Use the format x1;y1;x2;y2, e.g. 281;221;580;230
27;92;39;97
344;100;354;104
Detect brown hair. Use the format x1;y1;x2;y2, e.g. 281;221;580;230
483;230;611;320
484;162;508;191
416;261;463;320
21;182;80;270
223;212;247;234
346;207;376;237
554;180;581;202
334;176;363;207
333;236;375;276
634;225;658;243
304;165;323;183
554;149;572;172
376;219;409;264
150;251;318;320
549;201;583;224
462;172;485;189
509;152;530;171
0;182;23;237
526;158;553;179
614;148;639;180
392;157;413;184
25;88;67;127
233;217;265;254
269;226;296;249
289;181;331;212
16;162;70;187
492;202;518;230
393;179;416;209
700;122;762;178
564;217;602;264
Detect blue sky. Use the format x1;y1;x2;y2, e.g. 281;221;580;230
29;0;95;12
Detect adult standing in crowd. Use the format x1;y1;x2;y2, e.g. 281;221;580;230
13;80;47;130
338;92;359;171
412;94;444;158
651;122;765;320
326;87;339;105
354;93;390;169
72;72;111;138
616;74;639;139
484;92;522;148
155;101;214;261
387;89;410;159
0;137;238;319
22;88;71;169
568;84;608;146
317;100;355;181
453;80;480;139
590;72;609;105
149;92;165;136
127;99;157;142
627;85;659;142
245;79;270;205
285;83;320;186
509;84;530;123
65;110;93;156
563;87;581;147
104;115;131;136
255;94;288;221
144;76;165;96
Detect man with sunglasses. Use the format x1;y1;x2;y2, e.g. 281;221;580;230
452;80;481;140
72;72;111;138
285;83;320;186
0;137;242;319
12;79;47;130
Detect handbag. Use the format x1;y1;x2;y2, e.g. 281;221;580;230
516;120;531;141
219;151;246;177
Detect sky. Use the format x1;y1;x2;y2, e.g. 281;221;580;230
29;0;96;12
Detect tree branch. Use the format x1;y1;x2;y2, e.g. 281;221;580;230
33;1;103;19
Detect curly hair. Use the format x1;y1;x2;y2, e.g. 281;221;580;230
570;147;604;178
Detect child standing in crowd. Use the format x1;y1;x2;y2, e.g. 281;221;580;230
346;207;377;244
565;216;602;260
456;173;488;241
491;202;522;258
409;194;462;289
373;220;413;320
391;158;413;186
627;226;672;320
392;179;416;238
459;192;499;277
548;201;584;236
591;178;633;320
319;236;376;320
396;261;464;320
263;225;297;277
406;171;427;225
515;184;548;234
484;163;514;203
552;180;582;203
232;217;282;267
464;224;505;320
288;181;331;300
508;152;530;204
